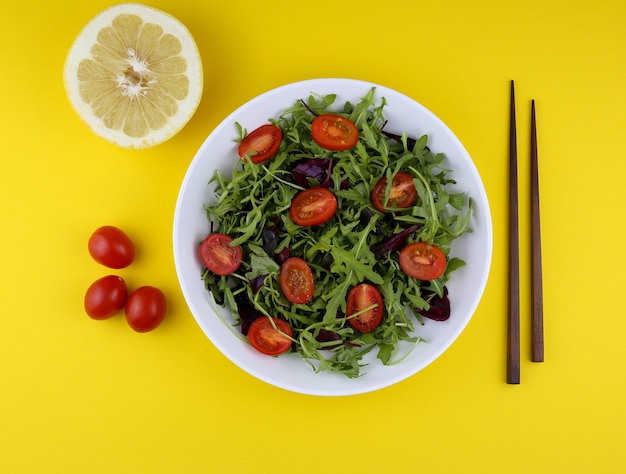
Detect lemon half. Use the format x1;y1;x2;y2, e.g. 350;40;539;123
64;3;203;149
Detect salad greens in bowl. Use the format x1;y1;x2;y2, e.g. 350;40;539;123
173;78;492;396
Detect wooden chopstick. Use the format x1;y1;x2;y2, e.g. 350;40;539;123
530;100;544;362
508;80;521;384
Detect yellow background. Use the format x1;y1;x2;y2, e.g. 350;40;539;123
1;0;624;472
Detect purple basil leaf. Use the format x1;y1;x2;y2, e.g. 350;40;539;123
249;274;267;293
371;225;423;260
293;158;333;189
315;329;342;349
234;292;264;335
320;253;334;270
262;225;282;256
262;225;290;263
359;208;384;236
417;287;450;321
315;329;361;350
277;247;290;264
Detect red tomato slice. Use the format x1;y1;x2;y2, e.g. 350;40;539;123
346;283;384;333
248;317;293;356
289;187;337;226
279;257;314;304
311;114;359;151
399;242;447;280
371;171;417;212
200;233;243;276
237;124;282;164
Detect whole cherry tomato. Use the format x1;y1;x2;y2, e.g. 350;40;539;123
84;275;128;320
125;286;167;333
88;225;135;269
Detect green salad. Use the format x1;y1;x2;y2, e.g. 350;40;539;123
200;88;472;378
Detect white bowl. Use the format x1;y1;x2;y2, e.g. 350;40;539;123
173;78;492;396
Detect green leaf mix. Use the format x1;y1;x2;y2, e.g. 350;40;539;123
201;88;472;378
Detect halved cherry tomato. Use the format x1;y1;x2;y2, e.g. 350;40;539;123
88;225;135;269
84;275;128;320
237;124;282;164
200;233;243;276
346;283;384;333
399;241;447;280
279;257;314;304
248;317;292;356
311;114;359;151
289;187;337;226
370;171;417;212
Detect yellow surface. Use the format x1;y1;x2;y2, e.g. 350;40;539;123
1;1;624;472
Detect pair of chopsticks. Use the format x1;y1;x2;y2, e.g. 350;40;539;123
508;80;544;385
